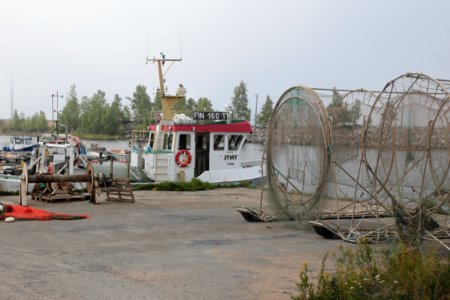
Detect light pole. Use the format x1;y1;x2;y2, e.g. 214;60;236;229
254;94;258;127
51;92;63;134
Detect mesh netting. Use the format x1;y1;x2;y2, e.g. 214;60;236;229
266;86;331;220
323;89;398;243
325;90;379;201
267;74;450;250
362;73;450;248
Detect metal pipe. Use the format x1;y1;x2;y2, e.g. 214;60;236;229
312;87;448;95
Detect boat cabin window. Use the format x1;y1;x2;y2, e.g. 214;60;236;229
213;134;225;151
197;135;208;151
228;135;244;151
178;134;191;150
13;137;33;144
147;132;155;149
163;133;174;150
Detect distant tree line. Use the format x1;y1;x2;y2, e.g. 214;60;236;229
1;110;49;133
0;81;275;136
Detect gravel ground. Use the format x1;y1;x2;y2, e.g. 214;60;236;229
0;188;342;300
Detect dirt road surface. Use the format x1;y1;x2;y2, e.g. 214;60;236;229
0;188;342;299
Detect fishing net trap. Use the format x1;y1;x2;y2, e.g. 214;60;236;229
361;73;450;249
266;86;332;221
265;73;450;251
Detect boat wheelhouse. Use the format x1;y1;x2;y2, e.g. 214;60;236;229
130;119;263;183
129;54;263;184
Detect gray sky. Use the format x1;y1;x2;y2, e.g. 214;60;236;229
1;0;449;120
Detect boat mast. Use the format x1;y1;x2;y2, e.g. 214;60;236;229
146;55;183;122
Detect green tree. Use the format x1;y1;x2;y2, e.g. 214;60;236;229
19;112;26;130
11;110;20;130
22;115;32;133
122;105;131;122
104;94;125;135
175;97;187;114
196;97;213;112
36;111;49;132
329;87;344;108
130;85;152;127
186;97;196;112
349;100;362;126
59;85;80;132
153;89;162;112
79;91;108;134
22;112;46;133
29;114;38;133
327;88;347;126
256;95;273;127
231;80;250;120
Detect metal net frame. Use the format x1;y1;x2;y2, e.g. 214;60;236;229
320;89;399;243
266;73;450;251
361;73;450;250
266;86;332;221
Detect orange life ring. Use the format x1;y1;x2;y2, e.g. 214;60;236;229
175;150;192;168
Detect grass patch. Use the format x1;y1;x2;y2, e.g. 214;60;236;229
0;191;19;196
292;241;450;300
134;179;217;191
133;179;257;191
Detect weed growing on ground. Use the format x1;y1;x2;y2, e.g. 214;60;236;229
291;241;450;300
134;179;257;191
134;178;217;191
0;191;19;196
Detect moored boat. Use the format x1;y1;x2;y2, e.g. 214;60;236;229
129;54;264;184
2;136;36;152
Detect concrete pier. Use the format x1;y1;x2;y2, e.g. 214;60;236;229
0;188;342;299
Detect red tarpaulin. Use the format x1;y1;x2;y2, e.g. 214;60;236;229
0;203;89;221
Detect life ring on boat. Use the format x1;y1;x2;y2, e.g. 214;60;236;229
175;150;192;168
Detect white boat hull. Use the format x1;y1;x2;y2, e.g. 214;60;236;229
197;165;264;184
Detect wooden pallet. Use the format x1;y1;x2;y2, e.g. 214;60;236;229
103;178;135;203
32;191;92;203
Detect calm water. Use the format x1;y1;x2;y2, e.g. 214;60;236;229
0;135;265;162
3;134;448;203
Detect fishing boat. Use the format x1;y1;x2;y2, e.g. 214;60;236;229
2;136;36;152
129;55;263;184
0;134;86;193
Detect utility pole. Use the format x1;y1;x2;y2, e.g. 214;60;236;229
10;75;14;119
254;94;258;127
52;92;63;134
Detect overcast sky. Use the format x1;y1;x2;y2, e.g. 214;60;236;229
1;0;449;120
